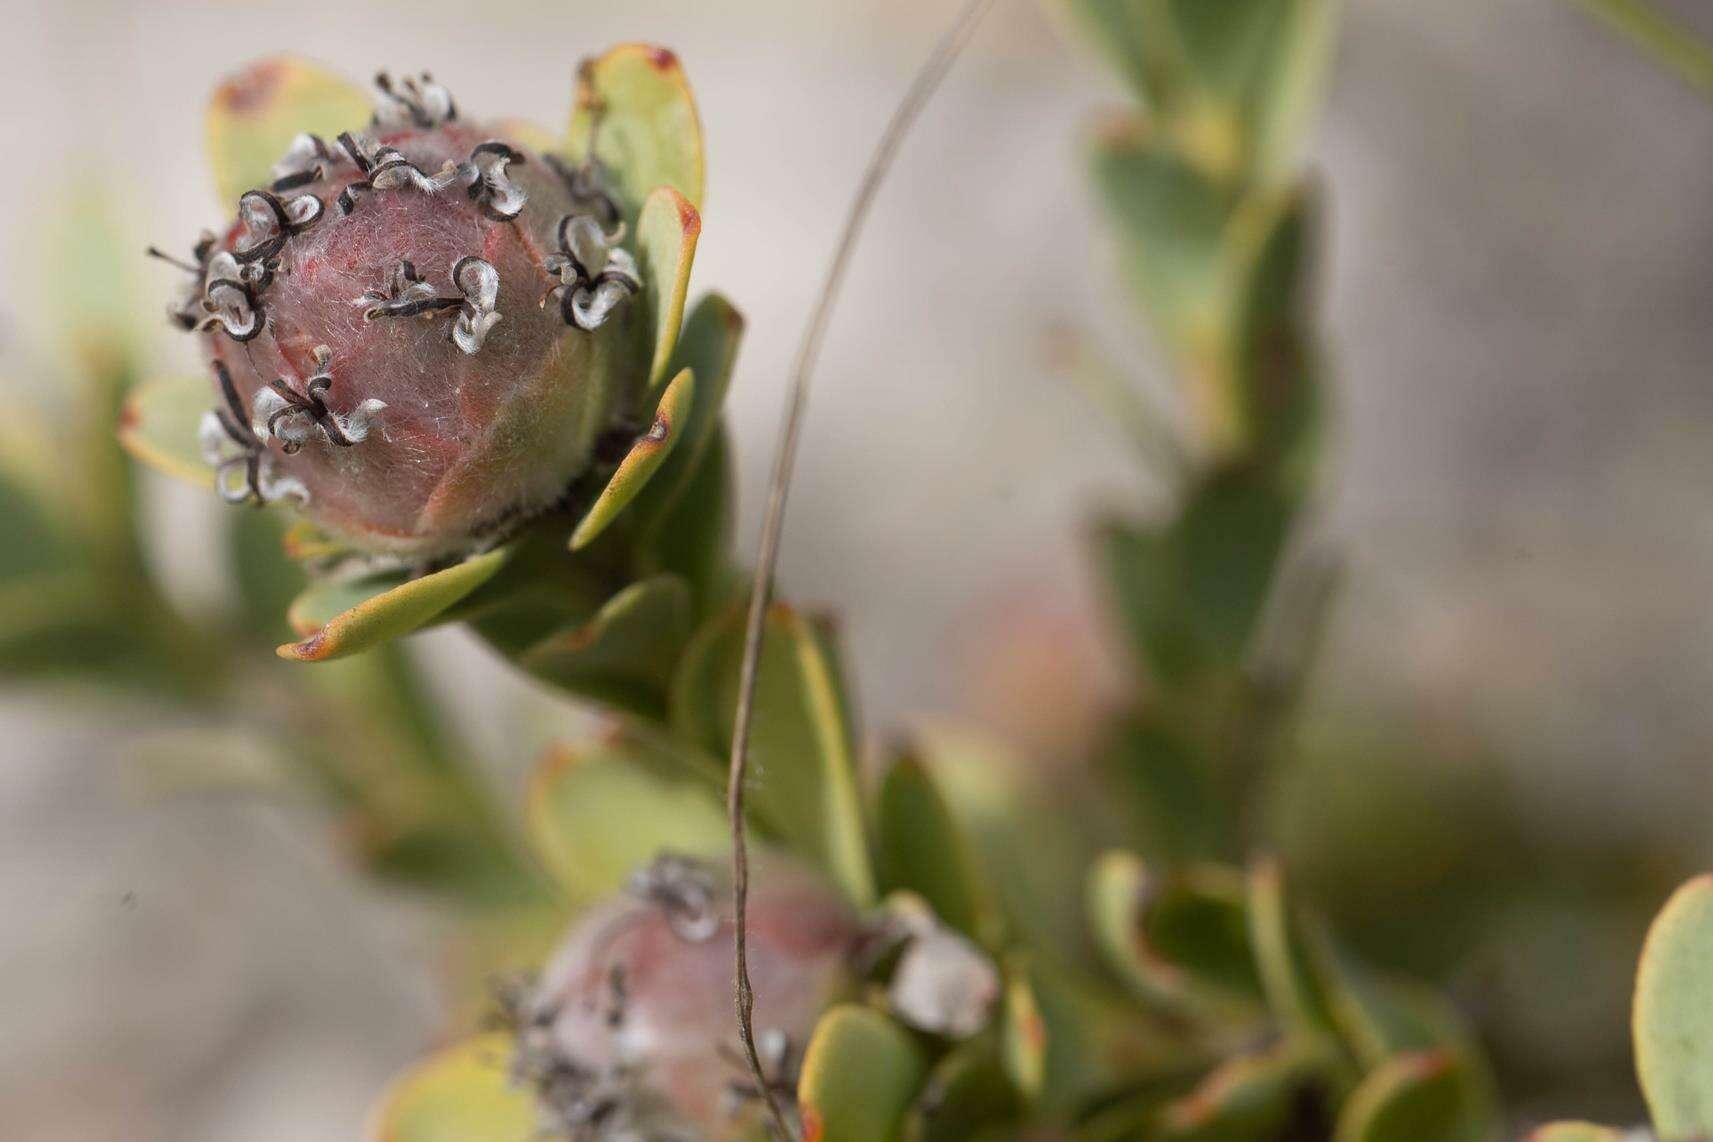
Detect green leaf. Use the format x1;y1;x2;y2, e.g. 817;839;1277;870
562;43;705;219
1157;1040;1317;1142
1521;1125;1628;1142
1230;188;1320;483
524;735;727;905
570;368;694;551
631;293;743;610
876;747;996;943
1332;1051;1488;1142
518;575;692;716
1634;873;1713;1139
205;57;370;206
902;1040;1022;1142
637;426;735;614
1003;953;1178;1114
633;293;744;534
634;187;702;390
1132;863;1261;1001
368;1033;537;1142
1165;0;1341;180
916;726;1101;967
1098;713;1223;861
458;524;614;661
278;546;513;662
117;375;213;490
798;1006;927;1142
1096;515;1196;687
1094;118;1238;342
1086;852;1263;1020
671;605;875;904
1247;858;1342;1048
1327;961;1475;1072
1176;465;1292;662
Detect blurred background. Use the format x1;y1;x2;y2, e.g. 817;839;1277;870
2;0;1712;1136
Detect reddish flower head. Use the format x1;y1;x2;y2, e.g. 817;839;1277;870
154;69;665;559
511;855;860;1137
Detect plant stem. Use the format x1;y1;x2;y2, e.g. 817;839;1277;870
1571;0;1713;97
724;1;997;1136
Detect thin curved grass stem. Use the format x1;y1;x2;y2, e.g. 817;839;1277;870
723;1;999;1137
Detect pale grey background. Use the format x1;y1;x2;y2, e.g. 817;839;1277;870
1;0;1711;1136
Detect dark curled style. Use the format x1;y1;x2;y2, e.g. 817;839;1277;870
271;133;337;192
209;359;264;504
464;141;528;222
232;188;323;264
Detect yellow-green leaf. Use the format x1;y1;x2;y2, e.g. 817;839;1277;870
634;293;743;532
366;1033;536;1142
799;1006;927;1142
1248;857;1340;1047
634;186;702;389
278;546;513;662
1001;965;1048;1101
671;605;875;905
569;367;693;551
1635;873;1713;1139
118;375;213;489
563;43;705;218
1522;1125;1628;1142
524;736;727;904
206;57;371;205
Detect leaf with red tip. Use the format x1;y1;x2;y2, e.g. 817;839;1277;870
798;1005;927;1142
366;1033;536;1142
633;294;744;608
278;546;513;662
633;292;743;531
117;375;213;490
569;367;693;551
563;43;706;218
635;186;702;390
1158;1040;1317;1141
1000;965;1048;1101
206;57;370;205
1332;1050;1491;1142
